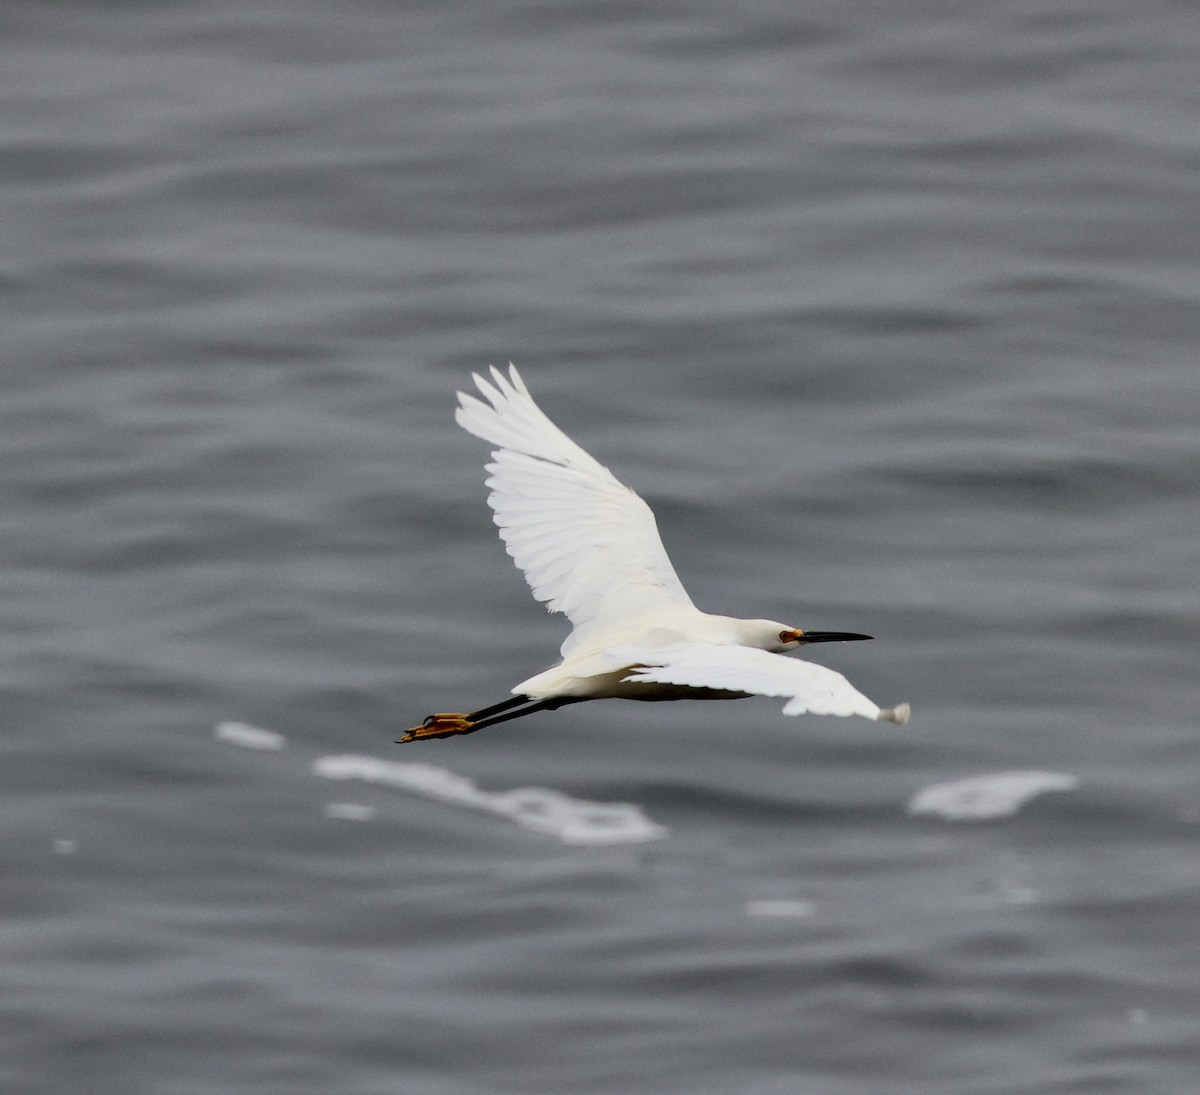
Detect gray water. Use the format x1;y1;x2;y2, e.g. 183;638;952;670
6;2;1200;1092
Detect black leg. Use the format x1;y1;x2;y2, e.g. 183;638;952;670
459;695;585;734
399;695;585;743
465;694;532;721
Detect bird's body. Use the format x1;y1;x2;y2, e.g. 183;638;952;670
401;366;908;743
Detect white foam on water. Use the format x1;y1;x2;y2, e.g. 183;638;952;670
312;754;668;846
1002;886;1039;905
906;770;1078;821
744;899;815;919
322;802;377;822
215;721;286;751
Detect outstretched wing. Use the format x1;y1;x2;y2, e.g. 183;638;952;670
455;365;696;643
620;644;910;723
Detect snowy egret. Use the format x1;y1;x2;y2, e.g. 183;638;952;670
401;366;909;743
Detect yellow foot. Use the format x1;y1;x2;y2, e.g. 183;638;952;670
399;713;475;743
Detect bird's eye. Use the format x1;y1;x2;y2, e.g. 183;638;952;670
779;630;792;643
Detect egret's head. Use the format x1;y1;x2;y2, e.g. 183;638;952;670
762;621;874;653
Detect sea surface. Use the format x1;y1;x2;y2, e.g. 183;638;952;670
5;2;1200;1093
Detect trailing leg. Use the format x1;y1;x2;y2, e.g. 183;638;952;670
398;695;583;742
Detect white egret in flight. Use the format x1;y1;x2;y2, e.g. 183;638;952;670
401;366;909;742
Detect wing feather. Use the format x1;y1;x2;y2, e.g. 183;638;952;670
455;365;696;644
620;644;907;723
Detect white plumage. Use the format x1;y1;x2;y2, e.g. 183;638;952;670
402;365;908;743
622;645;886;720
454;367;695;645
